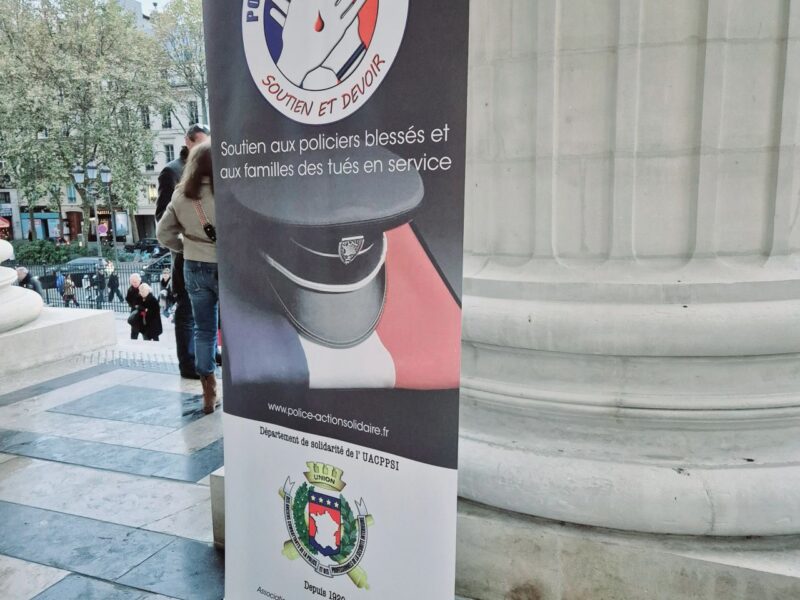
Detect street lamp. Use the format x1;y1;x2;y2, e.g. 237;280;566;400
99;165;119;263
71;165;85;186
71;161;102;259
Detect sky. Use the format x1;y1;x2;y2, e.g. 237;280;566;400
142;0;166;17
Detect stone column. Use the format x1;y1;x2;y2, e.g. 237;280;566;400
459;0;800;596
0;239;42;333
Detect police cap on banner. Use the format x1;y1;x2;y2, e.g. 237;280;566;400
232;148;424;348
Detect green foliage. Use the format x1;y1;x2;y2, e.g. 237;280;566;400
10;239;90;264
8;239;138;264
293;483;318;555
0;0;171;234
332;494;358;562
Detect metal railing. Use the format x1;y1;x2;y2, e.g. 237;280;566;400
22;258;173;314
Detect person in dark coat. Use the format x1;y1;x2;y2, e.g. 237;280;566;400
155;123;209;379
107;266;124;303
91;267;106;309
126;273;143;339
138;283;163;341
16;267;44;299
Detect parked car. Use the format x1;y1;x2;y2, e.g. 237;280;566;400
64;257;109;274
55;257;109;290
124;238;166;257
141;254;172;284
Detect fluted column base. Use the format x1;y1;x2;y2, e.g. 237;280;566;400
459;255;800;536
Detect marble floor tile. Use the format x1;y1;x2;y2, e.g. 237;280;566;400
0;369;143;420
0;428;222;483
5;411;175;448
0;554;69;600
0;429;44;451
143;410;223;455
130;371;206;395
33;574;175;600
0;429;201;481
0;357;111;398
50;385;205;429
0;364;111;406
0;457;210;528
152;439;224;482
117;538;224;600
143;497;214;543
0;501;173;581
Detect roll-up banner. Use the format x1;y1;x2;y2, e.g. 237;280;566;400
203;2;468;597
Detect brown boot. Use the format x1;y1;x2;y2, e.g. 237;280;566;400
200;374;217;414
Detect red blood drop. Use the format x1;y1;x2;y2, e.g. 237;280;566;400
314;12;324;32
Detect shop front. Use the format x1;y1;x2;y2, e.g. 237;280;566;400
0;203;13;240
20;211;61;240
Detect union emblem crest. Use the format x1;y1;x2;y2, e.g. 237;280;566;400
280;462;373;589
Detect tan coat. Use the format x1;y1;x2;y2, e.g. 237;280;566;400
156;178;217;264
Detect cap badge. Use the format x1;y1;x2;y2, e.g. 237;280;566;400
338;236;365;265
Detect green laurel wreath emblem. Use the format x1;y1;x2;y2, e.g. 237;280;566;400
281;465;372;589
293;482;358;562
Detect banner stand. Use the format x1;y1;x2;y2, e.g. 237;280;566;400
203;2;469;597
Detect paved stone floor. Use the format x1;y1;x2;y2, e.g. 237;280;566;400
0;315;225;599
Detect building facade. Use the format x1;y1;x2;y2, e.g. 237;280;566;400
134;96;207;240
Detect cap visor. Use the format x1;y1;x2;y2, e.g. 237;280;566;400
267;265;386;348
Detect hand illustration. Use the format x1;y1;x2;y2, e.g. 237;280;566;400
322;17;363;76
303;18;363;90
271;0;368;88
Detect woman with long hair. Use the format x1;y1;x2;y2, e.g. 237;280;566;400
157;140;220;413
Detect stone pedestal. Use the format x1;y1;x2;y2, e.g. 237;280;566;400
0;307;116;378
0;240;42;333
459;0;800;597
0;239;116;375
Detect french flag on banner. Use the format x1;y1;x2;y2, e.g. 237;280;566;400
224;225;462;391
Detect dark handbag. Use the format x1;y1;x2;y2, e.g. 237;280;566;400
127;309;140;326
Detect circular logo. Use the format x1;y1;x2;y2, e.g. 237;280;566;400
242;0;408;125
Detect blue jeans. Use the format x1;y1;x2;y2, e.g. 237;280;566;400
183;260;218;377
173;289;196;375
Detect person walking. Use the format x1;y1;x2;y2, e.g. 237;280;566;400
107;265;124;304
158;267;174;317
62;274;79;307
16;267;44;299
155;123;209;380
55;270;65;297
92;266;106;309
126;273;144;340
138;283;163;341
157;140;219;413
